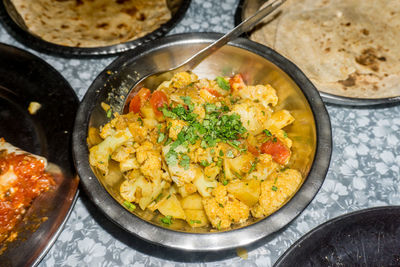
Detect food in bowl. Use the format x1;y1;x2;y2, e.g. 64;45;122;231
10;0;171;47
88;71;303;230
0;138;54;243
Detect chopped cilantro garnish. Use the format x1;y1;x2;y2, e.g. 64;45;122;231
200;160;210;167
232;170;243;179
190;220;202;225
164;137;172;146
216;157;223;167
226;150;234;158
263;129;272;137
218;203;224;208
216;76;230;91
165;149;178;166
154;193;163;203
161;106;178;119
217;221;222;230
106;108;112;118
137;117;143;126
180;96;194;111
204;103;218;113
157;132;165;143
230;96;240;104
222;180;228;186
283;131;288;138
273;137;277;142
272;185;278;191
160;215;173;225
179;154;190;170
219;150;224;156
123;201;136;211
248;158;259;174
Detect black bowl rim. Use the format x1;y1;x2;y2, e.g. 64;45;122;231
0;0;191;57
73;32;332;251
274;205;400;266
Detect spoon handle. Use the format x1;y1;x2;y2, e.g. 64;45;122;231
181;0;286;71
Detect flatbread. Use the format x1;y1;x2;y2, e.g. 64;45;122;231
10;0;171;47
250;0;400;98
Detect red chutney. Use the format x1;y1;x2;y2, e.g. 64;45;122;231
0;153;54;242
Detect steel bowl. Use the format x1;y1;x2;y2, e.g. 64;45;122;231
73;33;332;251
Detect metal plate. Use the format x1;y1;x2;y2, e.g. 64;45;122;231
0;0;191;56
0;43;79;266
73;32;332;251
275;206;400;266
235;0;400;106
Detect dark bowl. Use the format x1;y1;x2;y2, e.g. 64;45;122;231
0;0;191;56
73;32;332;251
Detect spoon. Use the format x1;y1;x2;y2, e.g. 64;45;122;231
124;0;286;111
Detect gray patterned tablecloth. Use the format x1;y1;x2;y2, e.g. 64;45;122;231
1;0;400;266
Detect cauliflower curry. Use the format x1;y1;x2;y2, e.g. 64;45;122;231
88;72;302;230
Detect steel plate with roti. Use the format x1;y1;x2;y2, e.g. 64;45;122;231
236;0;400;105
0;43;79;266
1;0;191;56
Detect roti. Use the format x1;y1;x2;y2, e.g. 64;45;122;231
250;0;400;98
10;0;171;47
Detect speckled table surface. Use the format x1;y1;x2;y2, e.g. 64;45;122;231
1;0;400;266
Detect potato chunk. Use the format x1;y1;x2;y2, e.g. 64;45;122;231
227;179;261;207
157;194;186;220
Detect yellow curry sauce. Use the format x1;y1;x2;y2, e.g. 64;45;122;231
88;72;302;230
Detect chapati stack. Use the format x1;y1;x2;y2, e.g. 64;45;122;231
11;0;171;47
250;0;400;98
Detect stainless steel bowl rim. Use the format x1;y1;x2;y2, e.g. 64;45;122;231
73;32;332;251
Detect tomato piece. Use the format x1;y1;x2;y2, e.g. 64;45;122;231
129;88;151;114
229;74;246;91
260;137;291;165
150;91;169;117
205;87;222;97
247;144;260;157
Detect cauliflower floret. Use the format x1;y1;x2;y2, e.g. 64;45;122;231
168;164;201;187
89;128;133;174
263;110;295;134
192;147;213;164
120;175;168;210
99;123;115;139
192;103;205;120
136;141;163;180
204;164;220;180
170;72;198;89
127;120;148;143
193;171;218;198
168;119;187;140
111;142;135;162
234;84;278;108
251;169;302;218
248;154;279;181
230;99;270;135
119;156;140;172
202;184;249;229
